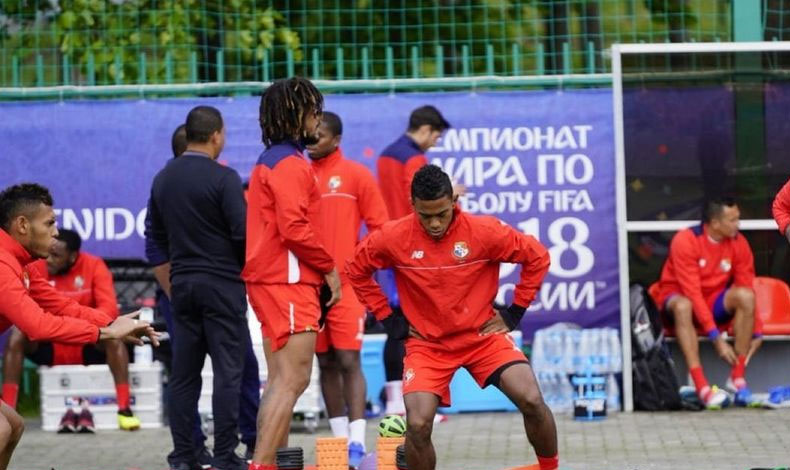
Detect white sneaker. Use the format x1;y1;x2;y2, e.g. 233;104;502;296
702;385;730;410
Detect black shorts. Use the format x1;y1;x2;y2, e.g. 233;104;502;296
26;342;107;366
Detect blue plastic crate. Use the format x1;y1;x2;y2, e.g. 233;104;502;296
360;334;387;405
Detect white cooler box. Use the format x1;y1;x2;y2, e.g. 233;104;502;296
39;362;164;431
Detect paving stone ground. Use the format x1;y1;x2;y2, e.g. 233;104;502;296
11;408;790;470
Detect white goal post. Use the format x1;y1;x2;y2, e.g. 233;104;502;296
612;42;790;412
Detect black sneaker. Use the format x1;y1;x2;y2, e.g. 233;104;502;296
396;444;408;470
169;462;202;470
195;446;213;470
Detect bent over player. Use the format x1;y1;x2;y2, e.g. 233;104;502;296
346;165;558;470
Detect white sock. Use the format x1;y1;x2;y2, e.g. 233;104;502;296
329;416;349;438
385;380;405;415
349;419;366;450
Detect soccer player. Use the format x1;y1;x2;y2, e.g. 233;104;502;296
148;106;249;470
0;183;156;470
653;197;762;409
306;111;388;467
773;177;790;245
346;165;558;470
244;77;341;470
2;228;142;432
376;105;451;416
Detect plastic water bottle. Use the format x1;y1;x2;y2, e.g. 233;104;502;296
606;373;620;412
594;329;607;374
562;330;576;374
134;307;154;365
578;330;592;374
558;373;574;413
531;331;546;374
607;328;622;374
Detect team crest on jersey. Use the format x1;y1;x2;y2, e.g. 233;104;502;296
699;259;707;268
22;272;29;290
328;175;342;192
404;368;415;385
74;276;84;289
452;241;469;259
720;259;732;272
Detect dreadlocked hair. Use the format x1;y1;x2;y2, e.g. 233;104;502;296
259;77;324;148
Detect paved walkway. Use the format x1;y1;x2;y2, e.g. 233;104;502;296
11;409;790;470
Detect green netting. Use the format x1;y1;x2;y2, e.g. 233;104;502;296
764;0;790;39
0;0;732;88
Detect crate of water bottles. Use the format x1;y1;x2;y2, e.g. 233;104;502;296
530;324;622;418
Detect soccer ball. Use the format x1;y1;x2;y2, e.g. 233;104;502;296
378;414;407;437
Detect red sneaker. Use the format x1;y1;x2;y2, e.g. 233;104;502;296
57;409;78;433
77;408;96;433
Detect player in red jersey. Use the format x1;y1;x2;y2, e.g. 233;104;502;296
346;165;558;470
3;228;142;432
654;198;762;409
307;111;389;467
0;183;156;470
773;177;790;245
243;78;341;470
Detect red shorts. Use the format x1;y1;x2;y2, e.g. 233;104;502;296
315;283;366;354
402;332;527;407
247;283;320;353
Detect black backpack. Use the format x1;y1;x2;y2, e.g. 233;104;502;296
629;283;683;411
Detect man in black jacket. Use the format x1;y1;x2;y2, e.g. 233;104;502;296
148;106;248;470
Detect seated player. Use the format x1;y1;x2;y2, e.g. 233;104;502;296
2;229;141;431
346;165;559;470
653;198;763;409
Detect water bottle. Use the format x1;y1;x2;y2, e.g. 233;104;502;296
562;330;576;374
607;328;622;374
134;307;154;365
558;373;574;413
606;373;620;412
594;329;607;374
531;330;546;374
578;329;592;374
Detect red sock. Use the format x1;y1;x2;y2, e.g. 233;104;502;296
2;384;19;409
537;454;559;470
115;383;130;410
690;366;710;400
248;463;276;470
730;355;747;390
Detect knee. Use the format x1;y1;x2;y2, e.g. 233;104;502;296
336;352;360;374
405;416;433;444
7;414;24;443
317;353;336;372
0;421;12;447
671;297;694;325
279;369;311;397
731;287;755;312
515;387;546;419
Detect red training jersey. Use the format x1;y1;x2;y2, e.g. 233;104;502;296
311;149;389;281
773;177;790;237
377;134;427;219
28;253;119;319
243;141;335;286
657;224;758;335
0;230;111;344
345;209;550;346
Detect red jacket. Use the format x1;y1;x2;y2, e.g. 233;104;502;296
243;141;335;285
28;253;119;319
312;149;389;281
0;230;112;344
657;225;759;336
773;178;790;237
345;209;549;346
377;134;427;220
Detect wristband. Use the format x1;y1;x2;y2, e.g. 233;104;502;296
499;304;527;331
707;329;720;341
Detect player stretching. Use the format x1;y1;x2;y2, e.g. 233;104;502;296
346;165;559;470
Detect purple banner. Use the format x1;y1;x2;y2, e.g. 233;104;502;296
1;90;618;332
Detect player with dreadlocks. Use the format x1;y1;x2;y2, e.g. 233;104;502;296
243;77;342;470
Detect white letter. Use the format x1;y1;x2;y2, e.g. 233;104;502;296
537;154;565;185
565;153;594;185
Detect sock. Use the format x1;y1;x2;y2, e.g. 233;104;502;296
690;366;711;400
385;380;405;415
537;454;559;470
730;355;747;390
248;464;276;470
2;384;19;409
116;383;131;410
349;419;366;450
329;416;349;438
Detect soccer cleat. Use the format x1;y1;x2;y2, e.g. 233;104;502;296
725;378;761;408
433;413;448;424
703;385;730;410
348;441;365;469
57;409;78;433
77;408;96;433
395;444;408;470
117;408;141;430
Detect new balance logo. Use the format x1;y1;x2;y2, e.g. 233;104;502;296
411;250;424;259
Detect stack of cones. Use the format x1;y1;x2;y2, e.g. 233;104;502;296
315;437;348;470
376;436;405;470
